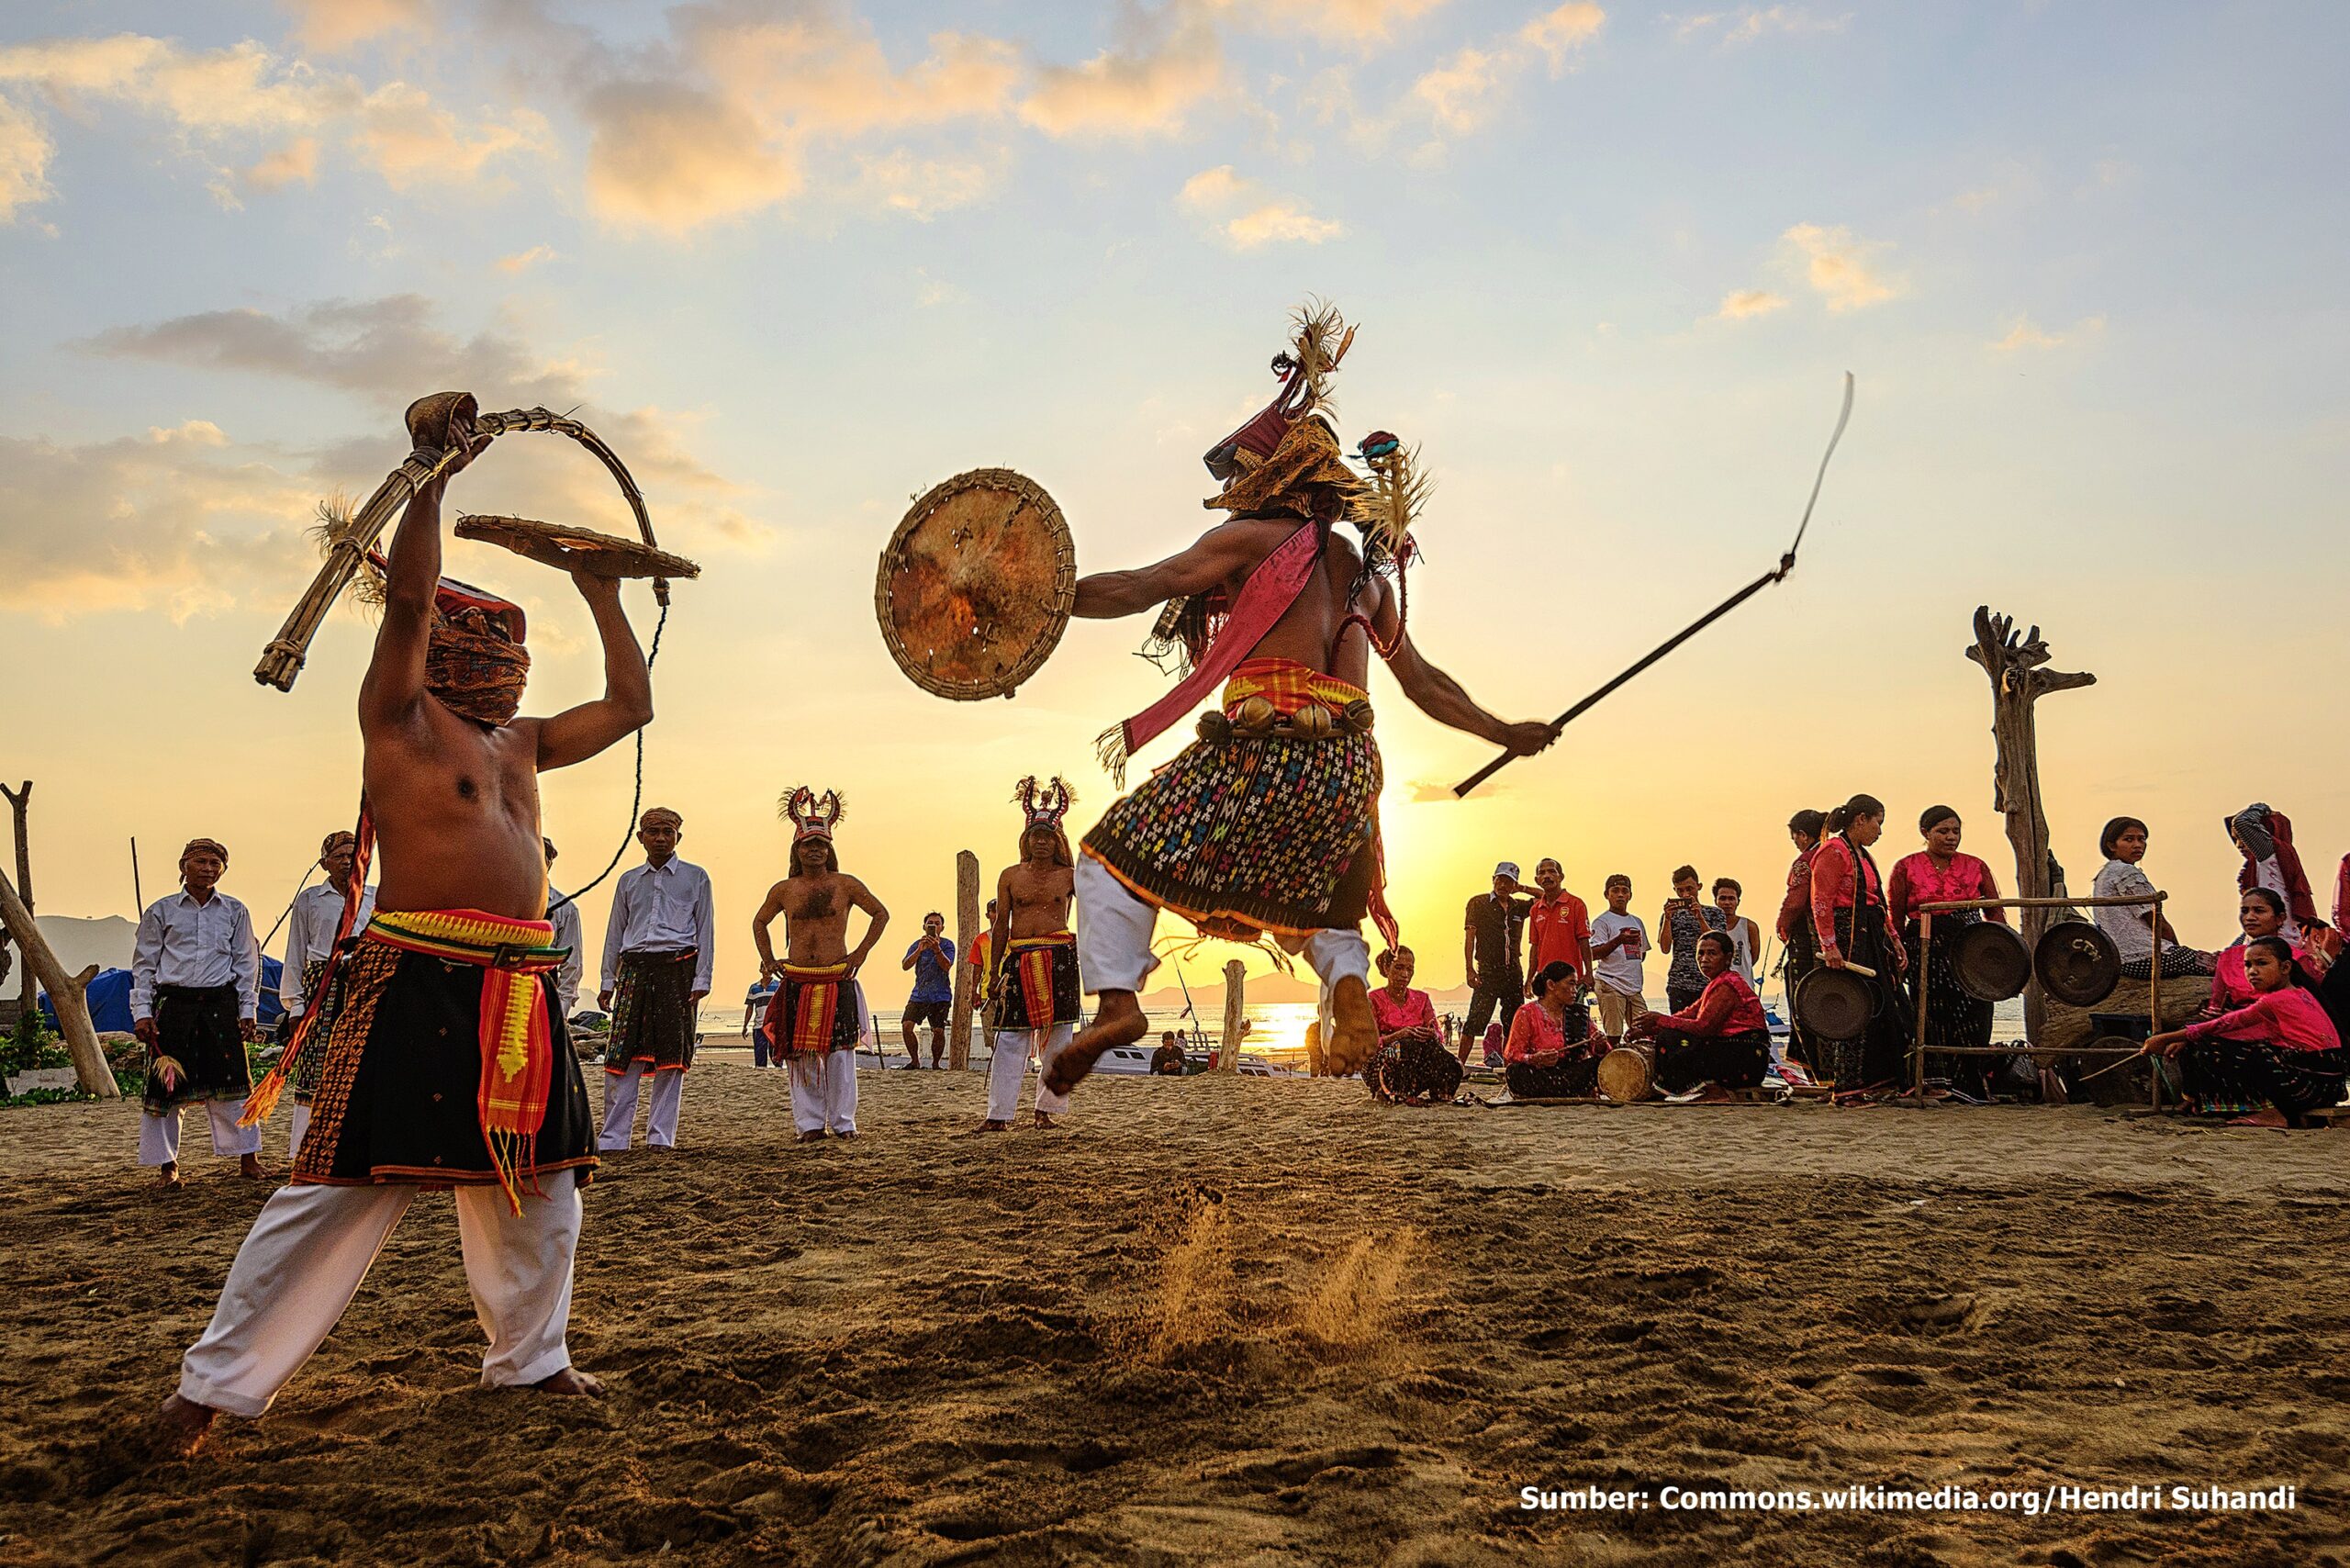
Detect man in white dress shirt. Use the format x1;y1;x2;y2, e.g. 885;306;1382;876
543;836;586;1021
279;830;375;1163
132;838;264;1185
597;808;714;1150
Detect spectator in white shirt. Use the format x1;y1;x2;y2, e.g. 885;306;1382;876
131;838;264;1185
542;836;585;1021
279;830;376;1163
597;808;715;1150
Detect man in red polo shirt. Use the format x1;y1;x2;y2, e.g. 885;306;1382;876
1527;857;1593;991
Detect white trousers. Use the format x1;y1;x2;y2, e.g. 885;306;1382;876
598;1064;684;1149
788;1050;858;1135
140;1101;262;1166
1073;854;1371;1030
178;1175;583;1418
988;1025;1073;1122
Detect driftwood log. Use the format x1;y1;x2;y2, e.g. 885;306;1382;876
1966;607;2096;1044
1;782;28;1021
0;865;115;1098
1219;960;1247;1071
951;850;979;1070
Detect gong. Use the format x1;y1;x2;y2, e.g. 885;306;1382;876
1795;966;1878;1041
2034;920;2121;1008
876;467;1076;700
1952;922;2033;1002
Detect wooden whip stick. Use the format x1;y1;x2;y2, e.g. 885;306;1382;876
1454;374;1854;798
254;398;665;692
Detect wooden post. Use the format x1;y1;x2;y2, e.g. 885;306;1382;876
1;782;30;1022
1965;608;2095;1047
0;865;117;1098
949;850;979;1070
1909;909;1932;1097
1218;960;1247;1071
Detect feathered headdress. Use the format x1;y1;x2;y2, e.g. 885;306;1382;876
778;787;845;842
1201;297;1356;485
1014;776;1075;828
1348;430;1427;574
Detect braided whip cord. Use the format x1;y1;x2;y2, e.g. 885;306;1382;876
545;593;668;916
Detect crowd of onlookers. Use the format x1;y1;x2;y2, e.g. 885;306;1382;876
1361;799;2350;1124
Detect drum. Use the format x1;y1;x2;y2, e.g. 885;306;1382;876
454;514;700;581
1953;922;2033;1002
1595;1045;1655;1103
1795;966;1877;1041
877;467;1076;700
2035;919;2121;1007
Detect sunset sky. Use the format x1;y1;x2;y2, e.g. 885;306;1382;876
4;1;2344;1005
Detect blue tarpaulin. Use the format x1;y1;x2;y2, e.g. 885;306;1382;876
41;958;284;1034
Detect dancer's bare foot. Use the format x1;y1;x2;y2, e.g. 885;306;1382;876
157;1394;217;1455
1044;991;1147;1096
2227;1108;2289;1129
533;1367;603;1397
156;1162;184;1189
978;1119;1011;1132
1033;1110;1060;1130
239;1154;269;1180
797;1129;828;1144
1324;976;1377;1077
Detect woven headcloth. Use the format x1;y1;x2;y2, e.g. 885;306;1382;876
319;830;357;862
426;576;530;726
1013;777;1075;867
180;837;229;874
780;787;845;843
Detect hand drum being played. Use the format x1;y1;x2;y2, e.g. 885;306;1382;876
876;468;1076;701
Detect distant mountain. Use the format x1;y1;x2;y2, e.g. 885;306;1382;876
33;915;138;977
1133;969;1480;1014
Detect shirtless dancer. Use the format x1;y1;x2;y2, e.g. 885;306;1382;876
1051;304;1553;1096
983;778;1081;1131
162;419;652;1450
754;790;889;1142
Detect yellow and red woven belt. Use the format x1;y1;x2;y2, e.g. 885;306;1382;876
1223;656;1368;718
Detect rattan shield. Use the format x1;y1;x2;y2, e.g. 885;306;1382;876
877;468;1076;701
454;515;700;581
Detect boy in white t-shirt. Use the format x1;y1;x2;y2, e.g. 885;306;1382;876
1588;873;1651;1042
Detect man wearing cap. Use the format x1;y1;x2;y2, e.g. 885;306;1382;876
280;830;375;1163
598;807;714;1152
1461;863;1533;1064
132;837;265;1185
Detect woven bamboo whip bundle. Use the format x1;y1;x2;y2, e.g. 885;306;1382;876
254;396;666;691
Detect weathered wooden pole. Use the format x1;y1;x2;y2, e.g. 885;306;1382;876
2;782;31;1020
949;850;980;1070
0;866;116;1098
1965;607;2096;1045
1219;959;1246;1071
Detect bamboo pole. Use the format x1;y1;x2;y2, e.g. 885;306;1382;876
1910;909;1932;1097
0;866;116;1098
1219;960;1246;1072
949;850;979;1070
2;783;30;1022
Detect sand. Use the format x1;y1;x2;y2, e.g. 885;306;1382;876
2;1068;2346;1566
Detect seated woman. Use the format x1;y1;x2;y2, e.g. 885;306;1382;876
2147;936;2345;1128
2207;889;2323;1014
1503;960;1603;1099
1634;930;1773;1094
2093;815;2215;979
1368;946;1460;1103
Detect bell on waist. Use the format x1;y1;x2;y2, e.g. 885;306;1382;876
1230;696;1278;737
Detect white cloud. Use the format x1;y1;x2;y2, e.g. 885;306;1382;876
1716;288;1787;320
1781;222;1903;311
244;137;319;192
1212;0;1452;46
1412;47;1503;134
1405;3;1606;140
278;0;430;53
1993;314;2104;353
846;149;997;219
0;93;54;219
1020;9;1224;138
496;244;556;274
1673;6;1848;45
1180;162;1344;249
350;84;549;189
1520;2;1606;73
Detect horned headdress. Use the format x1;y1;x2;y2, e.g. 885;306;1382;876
1013;776;1076;866
779;787;845;843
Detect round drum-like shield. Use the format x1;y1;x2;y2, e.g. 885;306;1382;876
2035;920;2121;1007
1796;966;1878;1041
1595;1046;1655;1103
877;468;1076;700
1953;922;2033;1002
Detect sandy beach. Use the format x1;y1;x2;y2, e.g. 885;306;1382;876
2;1068;2345;1566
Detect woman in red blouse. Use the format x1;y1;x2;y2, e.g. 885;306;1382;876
1504;960;1603;1098
1806;792;1913;1089
1367;946;1460;1103
1776;808;1828;1070
2205;890;2322;1014
1886;805;2006;1094
1633;931;1771;1095
2147;937;2345;1127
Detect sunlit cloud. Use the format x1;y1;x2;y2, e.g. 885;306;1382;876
243;137;319;193
0;93;54;220
1407;3;1604;140
350;84;549;190
1673;6;1849;45
1180;163;1345;248
496;244;556;274
277;0;430;53
1020;8;1225;138
1716;288;1788;320
1781;221;1903;311
1993;314;2105;353
1212;0;1452;47
1520;2;1606;73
